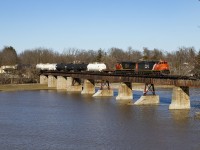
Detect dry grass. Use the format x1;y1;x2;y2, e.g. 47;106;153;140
0;84;54;91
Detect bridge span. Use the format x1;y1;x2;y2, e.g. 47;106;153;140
40;71;200;110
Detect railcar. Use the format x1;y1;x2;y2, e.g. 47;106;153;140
87;62;107;72
56;63;88;72
72;63;88;72
56;63;66;71
36;63;57;71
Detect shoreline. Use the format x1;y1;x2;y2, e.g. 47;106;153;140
0;83;174;92
0;84;54;91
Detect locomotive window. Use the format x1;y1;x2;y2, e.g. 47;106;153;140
125;64;130;69
145;63;149;69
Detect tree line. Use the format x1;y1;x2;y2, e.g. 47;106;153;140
0;46;200;77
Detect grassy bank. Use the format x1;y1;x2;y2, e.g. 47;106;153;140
0;84;54;91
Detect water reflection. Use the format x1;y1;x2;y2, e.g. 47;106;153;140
0;90;200;150
116;99;132;105
170;110;190;125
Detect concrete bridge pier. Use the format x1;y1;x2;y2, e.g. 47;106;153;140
48;75;57;88
169;86;190;109
40;75;48;84
93;81;113;97
81;79;95;95
66;77;82;92
56;76;67;90
116;82;133;101
134;84;159;105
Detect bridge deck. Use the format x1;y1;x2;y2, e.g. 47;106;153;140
42;71;200;87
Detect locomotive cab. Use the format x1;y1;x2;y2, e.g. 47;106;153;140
115;61;136;74
152;60;170;74
115;61;136;70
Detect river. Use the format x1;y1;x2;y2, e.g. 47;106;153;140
0;88;199;150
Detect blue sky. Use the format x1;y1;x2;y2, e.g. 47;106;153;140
0;0;200;53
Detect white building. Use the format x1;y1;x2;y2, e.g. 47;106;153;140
0;65;17;74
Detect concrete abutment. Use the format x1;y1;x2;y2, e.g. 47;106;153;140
66;77;82;92
93;81;113;97
116;82;133;101
56;76;67;90
134;84;159;105
48;75;57;88
169;86;190;109
134;95;159;105
40;75;48;84
81;79;95;95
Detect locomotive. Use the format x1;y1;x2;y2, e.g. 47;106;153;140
115;60;170;75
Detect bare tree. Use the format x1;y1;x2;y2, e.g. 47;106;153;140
142;47;151;60
192;50;200;77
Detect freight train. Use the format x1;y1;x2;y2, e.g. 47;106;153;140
36;60;170;75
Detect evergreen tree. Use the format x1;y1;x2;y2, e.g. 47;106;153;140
96;49;103;62
1;46;18;65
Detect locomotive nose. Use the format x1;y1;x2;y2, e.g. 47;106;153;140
115;64;122;70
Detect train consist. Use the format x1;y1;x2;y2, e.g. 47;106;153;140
36;60;170;75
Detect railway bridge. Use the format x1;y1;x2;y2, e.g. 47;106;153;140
40;71;200;110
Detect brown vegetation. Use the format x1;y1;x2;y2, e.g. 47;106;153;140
0;46;200;84
0;84;52;91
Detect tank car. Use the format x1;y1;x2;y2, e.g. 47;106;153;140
87;62;107;72
36;63;57;71
56;63;66;71
67;63;88;72
55;63;73;72
56;63;88;72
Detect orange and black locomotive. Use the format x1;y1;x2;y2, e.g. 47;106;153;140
115;60;170;75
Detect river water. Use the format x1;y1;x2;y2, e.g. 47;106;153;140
0;88;199;150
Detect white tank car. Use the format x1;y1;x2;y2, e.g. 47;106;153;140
36;63;57;70
87;62;107;72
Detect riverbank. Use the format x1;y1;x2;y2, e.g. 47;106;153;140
0;84;54;91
